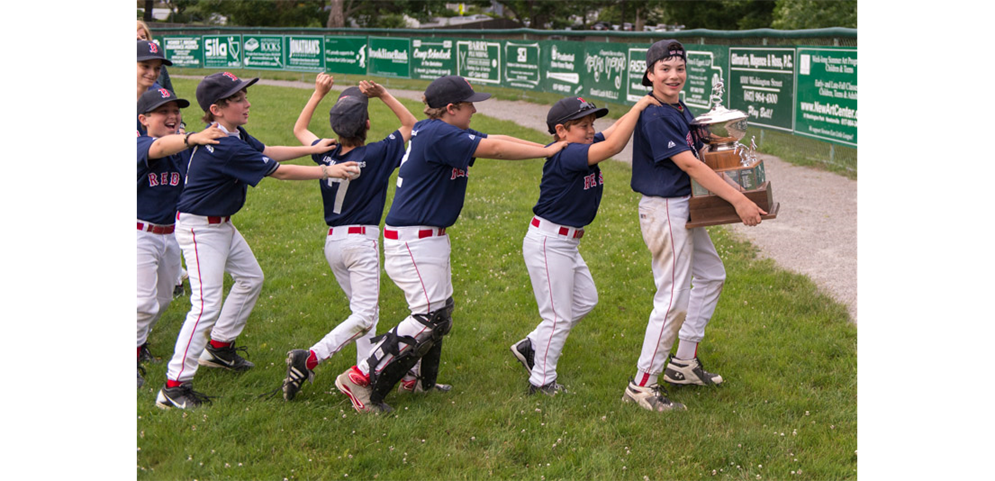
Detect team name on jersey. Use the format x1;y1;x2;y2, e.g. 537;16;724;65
583;171;604;190
148;171;181;187
450;168;469;180
686;132;700;160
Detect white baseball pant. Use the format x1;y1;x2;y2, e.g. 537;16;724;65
634;195;725;384
137;223;181;348
522;217;598;387
167;213;264;382
359;226;451;376
309;225;381;365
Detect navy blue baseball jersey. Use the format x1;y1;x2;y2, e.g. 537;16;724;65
630;100;703;198
384;119;487;228
312;130;405;226
137;134;189;225
532;132;606;228
176;126;278;217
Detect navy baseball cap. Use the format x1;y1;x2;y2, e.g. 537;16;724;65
424;75;491;108
137;40;172;66
195;72;259;112
138;87;189;114
329;86;370;138
641;39;686;87
546;97;608;134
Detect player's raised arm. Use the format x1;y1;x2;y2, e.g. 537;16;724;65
262;138;338;162
486;134;546;148
293;73;335;146
269;161;360;181
360;80;416;142
586;95;660;165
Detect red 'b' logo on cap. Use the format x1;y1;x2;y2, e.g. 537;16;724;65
464;78;473;89
148;42;158;54
223;72;239;82
158;88;171;98
577;97;586;103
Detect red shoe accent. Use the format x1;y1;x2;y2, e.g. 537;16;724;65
137;346;142;359
166;379;183;388
348;366;370;386
210;340;231;349
400;379;417;392
306;350;319;371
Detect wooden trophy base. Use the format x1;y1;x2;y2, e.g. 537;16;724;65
687;181;780;228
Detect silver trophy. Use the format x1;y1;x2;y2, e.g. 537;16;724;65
685;76;778;227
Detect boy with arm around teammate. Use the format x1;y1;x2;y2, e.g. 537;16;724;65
280;74;416;401
333;75;569;413
155;72;360;410
622;40;765;413
511;94;660;396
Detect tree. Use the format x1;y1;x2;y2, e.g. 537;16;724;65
771;0;857;29
143;0;154;22
658;0;776;30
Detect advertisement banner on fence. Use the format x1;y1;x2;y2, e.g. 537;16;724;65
794;47;857;147
411;38;455;80
243;35;285;69
324;36;367;75
542;40;585;97
285;36;325;71
457;40;501;84
684;44;729;111
625;46;652;103
202;35;242;69
368;36;410;78
504;41;541;90
161;36;201;68
729;47;795;132
581;41;628;104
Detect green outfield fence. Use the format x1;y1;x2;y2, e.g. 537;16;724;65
153;26;857;175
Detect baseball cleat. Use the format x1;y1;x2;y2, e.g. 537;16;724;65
622;380;686;412
282;349;315;401
335;366;392;413
529;381;566;396
510;338;535;374
138;342;161;364
198;342;255;372
173;284;186;299
138;364;146;388
663;356;723;386
155;382;213;410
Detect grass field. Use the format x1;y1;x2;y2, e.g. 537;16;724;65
137;78;856;480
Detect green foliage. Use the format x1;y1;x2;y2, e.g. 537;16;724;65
660;0;776;30
197;0;325;27
139;78;856;481
772;0;858;29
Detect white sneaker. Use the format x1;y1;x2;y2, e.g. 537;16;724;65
335;367;392;413
622;380;686;412
664;356;723;385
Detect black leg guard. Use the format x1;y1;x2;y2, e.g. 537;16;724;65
417;297;454;390
367;298;455;403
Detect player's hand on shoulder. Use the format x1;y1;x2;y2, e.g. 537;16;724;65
190;122;226;146
637;94;662;110
315;73;334;96
545;140;570;156
311;137;338;154
327;161;361;180
359;80;385;98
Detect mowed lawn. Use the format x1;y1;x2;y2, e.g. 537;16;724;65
137;78;856;481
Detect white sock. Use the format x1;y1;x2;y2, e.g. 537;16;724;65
675;340;697;360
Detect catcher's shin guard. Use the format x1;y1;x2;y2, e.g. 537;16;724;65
367;298;455;404
417;297;454;390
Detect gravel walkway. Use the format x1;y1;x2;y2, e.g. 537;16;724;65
179;76;857;323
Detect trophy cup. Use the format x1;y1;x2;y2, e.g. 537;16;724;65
686;74;780;227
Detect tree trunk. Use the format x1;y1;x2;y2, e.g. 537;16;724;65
327;0;345;28
635;4;645;32
143;0;154;22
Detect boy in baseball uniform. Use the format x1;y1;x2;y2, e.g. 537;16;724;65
137;88;224;388
280;74;415;401
623;40;765;412
511;94;659;396
155;72;360;410
334;75;569;413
